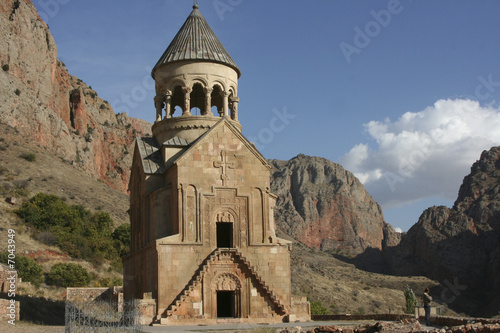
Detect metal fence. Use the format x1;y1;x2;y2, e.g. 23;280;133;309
65;300;141;333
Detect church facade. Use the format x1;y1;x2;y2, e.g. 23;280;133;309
123;4;310;325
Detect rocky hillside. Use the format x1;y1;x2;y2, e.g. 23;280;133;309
270;155;401;256
391;147;500;316
0;0;151;193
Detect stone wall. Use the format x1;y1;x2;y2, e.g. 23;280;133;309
66;286;123;303
312;313;414;322
290;296;311;322
430;316;500;327
0;298;19;322
0;263;17;293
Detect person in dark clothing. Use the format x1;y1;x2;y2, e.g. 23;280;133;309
422;287;432;326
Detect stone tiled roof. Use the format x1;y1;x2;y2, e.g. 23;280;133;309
152;4;240;77
136;137;165;174
163;136;190;147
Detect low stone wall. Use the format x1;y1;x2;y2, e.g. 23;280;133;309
290;296;311;322
0;298;20;322
66;286;123;303
312;313;414;322
430;316;500;327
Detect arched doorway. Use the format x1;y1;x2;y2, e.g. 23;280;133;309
213;273;241;319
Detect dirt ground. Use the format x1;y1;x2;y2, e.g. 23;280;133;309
0;321;65;333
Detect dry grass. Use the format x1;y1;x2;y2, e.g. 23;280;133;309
290;242;458;316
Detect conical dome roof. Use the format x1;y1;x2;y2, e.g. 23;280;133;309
152;4;240;78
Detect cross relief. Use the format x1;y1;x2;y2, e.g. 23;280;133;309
213;151;235;186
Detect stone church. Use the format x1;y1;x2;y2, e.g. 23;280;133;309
123;4;310;325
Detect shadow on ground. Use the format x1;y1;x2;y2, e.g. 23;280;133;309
1;294;66;325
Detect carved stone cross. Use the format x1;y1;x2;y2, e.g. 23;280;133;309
213;151;234;186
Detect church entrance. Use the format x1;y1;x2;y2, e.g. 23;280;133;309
216;291;235;318
216;222;233;248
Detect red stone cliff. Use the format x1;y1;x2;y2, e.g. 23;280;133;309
0;0;151;192
269;154;400;256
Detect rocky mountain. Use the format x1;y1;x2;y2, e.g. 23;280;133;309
270;155;401;256
390;147;500;316
0;0;151;193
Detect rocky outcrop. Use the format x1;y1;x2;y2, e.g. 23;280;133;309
391;147;500;316
0;0;151;192
269;154;400;256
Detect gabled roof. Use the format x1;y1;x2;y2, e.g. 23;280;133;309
136;137;165;175
163;136;190;147
152;4;240;78
172;117;271;170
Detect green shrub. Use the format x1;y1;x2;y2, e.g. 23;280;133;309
14;88;21;96
15;193;118;262
97;277;123;288
404;285;418;314
310;300;330;315
2;64;9;71
0;252;44;287
20;152;36;162
47;263;90;287
112;224;130;256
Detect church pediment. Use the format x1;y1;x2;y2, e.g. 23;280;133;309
172;116;270;170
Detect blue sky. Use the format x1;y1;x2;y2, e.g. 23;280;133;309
32;0;500;232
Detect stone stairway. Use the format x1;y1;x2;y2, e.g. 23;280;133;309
161;248;287;320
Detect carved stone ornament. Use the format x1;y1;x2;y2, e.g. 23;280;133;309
216;211;234;222
213;273;241;291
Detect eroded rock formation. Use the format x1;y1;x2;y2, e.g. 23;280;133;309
392;147;500;316
0;0;151;192
270;154;400;256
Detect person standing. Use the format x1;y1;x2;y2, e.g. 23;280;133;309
422;287;432;326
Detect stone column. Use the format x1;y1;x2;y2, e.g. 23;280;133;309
164;90;172;118
154;95;165;122
182;86;192;116
220;91;230;117
230;96;239;121
203;87;213;116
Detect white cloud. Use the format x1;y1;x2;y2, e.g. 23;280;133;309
339;99;500;210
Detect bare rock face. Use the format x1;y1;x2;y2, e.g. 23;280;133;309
269;154;400;256
0;0;151;192
392;147;500;316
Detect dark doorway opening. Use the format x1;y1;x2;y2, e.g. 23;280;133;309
217;222;233;248
217;291;235;318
